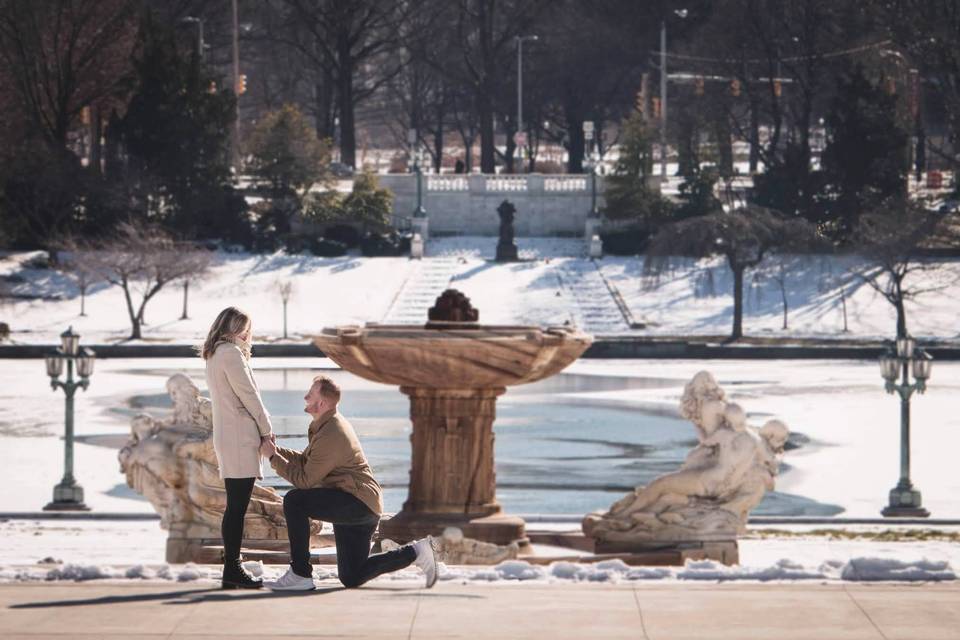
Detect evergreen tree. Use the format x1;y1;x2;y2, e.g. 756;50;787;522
602;111;672;222
818;64;909;241
117;14;241;240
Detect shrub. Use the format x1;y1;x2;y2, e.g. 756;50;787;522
324;224;362;248
312;238;348;257
342;171;393;230
599;223;656;256
360;231;407;257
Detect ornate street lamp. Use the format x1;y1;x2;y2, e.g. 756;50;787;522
43;326;96;511
879;335;931;517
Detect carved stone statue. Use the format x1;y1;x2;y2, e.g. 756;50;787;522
495;199;519;262
118;374;320;562
583;371;789;547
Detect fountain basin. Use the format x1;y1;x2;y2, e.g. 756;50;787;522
313;320;592;547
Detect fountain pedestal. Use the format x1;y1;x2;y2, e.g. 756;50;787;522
379;386;526;545
313;291;592;547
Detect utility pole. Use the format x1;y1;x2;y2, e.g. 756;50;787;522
231;0;242;168
660;20;667;183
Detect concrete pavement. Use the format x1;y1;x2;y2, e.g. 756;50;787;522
1;580;959;639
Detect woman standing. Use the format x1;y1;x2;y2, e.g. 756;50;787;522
201;307;273;589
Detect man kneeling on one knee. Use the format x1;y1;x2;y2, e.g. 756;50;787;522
260;375;437;591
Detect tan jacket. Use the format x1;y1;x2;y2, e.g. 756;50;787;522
270;410;383;516
204;341;273;479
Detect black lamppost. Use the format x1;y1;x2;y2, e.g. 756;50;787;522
409;129;426;218
879;336;932;517
43;327;96;511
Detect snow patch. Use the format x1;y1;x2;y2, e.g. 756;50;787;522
840;557;956;582
0;556;955;584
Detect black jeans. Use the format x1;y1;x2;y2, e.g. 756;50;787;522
283;488;416;587
222;477;256;564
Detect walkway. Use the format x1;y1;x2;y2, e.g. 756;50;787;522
2;580;957;639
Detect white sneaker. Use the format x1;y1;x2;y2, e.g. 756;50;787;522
412;537;438;588
265;567;316;591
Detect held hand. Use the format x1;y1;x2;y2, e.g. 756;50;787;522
260;436;277;459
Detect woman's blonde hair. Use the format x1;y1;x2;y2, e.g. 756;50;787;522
199;306;252;360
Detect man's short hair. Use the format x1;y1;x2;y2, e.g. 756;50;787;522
312;375;341;404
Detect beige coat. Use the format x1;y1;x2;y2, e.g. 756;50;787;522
204;341;273;479
270;410;384;515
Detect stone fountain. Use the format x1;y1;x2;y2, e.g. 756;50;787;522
313;289;592;548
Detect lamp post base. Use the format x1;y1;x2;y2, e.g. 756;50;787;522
881;485;929;518
43;481;90;512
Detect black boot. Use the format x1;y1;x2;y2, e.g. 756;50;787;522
221;558;263;590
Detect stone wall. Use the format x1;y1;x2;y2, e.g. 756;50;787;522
380;174;627;236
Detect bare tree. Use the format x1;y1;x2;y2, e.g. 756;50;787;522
647;205;821;340
276;279;294;339
855;197;960;339
55;237;102;317
177;246;213;320
0;0;138;150
769;259;790;330
87;222;211;340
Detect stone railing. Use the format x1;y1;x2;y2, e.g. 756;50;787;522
378;173;623;236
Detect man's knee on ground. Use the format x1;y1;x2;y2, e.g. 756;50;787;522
338;571;364;589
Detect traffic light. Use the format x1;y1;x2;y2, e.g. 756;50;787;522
236;74;248;95
694;76;705;96
635;89;645;113
651;97;661;118
773;79;782;98
730;78;741;97
208;80;217;94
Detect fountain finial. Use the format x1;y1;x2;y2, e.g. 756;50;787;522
427;289;479;323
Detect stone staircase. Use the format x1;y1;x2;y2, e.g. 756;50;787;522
554;259;631;334
381;258;463;324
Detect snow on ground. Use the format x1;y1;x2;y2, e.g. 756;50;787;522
4;241;960;344
0;251;415;344
599;253;960;340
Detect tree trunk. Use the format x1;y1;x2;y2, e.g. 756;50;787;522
90;104;102;175
181;280;189;320
731;264;745;340
122;281;141;340
283;301;288;339
894;296;907;338
780;284;788;329
749;95;760;173
840;286;849;332
714;111;733;177
479;91;495;173
566;109;585;173
336;34;356;168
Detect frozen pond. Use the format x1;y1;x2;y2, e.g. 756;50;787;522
128;366;839;516
4;356;958;518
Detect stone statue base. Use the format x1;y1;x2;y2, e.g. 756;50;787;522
382;526;520;565
379;511;529;550
495;242;518;262
594;539;739;566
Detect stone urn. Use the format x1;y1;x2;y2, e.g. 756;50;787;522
313;289;592;547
